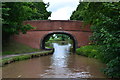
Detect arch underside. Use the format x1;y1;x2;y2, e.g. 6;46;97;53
40;31;77;53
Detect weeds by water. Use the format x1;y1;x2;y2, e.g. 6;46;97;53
1;50;53;67
76;45;101;59
76;45;120;78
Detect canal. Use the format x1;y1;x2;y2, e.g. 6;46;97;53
2;43;106;78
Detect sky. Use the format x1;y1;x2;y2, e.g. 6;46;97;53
43;0;80;20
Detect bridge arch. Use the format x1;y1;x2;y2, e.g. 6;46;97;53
12;20;92;54
40;31;77;53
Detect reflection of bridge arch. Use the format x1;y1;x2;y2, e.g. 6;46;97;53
41;31;77;52
12;20;92;53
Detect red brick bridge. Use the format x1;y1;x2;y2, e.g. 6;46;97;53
12;20;92;52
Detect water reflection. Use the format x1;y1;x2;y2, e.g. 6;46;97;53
52;43;70;67
40;43;92;78
2;43;106;78
40;43;70;78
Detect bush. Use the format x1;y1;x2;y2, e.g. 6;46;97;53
76;45;120;78
76;45;100;58
104;57;120;78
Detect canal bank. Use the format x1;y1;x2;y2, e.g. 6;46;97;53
1;50;53;67
2;43;106;78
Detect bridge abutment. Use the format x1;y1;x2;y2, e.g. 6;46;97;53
12;20;92;52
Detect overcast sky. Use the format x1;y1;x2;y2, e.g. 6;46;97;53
43;0;80;20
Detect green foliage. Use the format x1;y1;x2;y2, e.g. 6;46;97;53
2;2;51;35
76;45;100;58
2;2;51;50
99;44;120;64
104;57;120;78
13;55;31;61
2;51;13;55
2;2;33;35
2;40;40;55
70;2;87;20
1;50;53;66
44;34;73;48
71;2;120;78
46;34;71;42
28;2;51;20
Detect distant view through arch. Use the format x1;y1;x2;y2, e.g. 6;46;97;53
40;32;77;53
12;20;92;53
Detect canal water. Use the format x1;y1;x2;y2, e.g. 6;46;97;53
2;43;106;78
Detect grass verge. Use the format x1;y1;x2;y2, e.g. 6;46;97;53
76;45;101;59
1;50;53;67
2;40;40;55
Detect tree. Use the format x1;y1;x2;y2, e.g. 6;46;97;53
70;2;87;20
28;2;51;20
70;2;120;78
2;2;51;43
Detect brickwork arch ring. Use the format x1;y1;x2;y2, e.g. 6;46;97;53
40;31;77;53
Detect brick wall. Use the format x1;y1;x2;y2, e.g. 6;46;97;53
23;20;91;31
12;20;92;50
